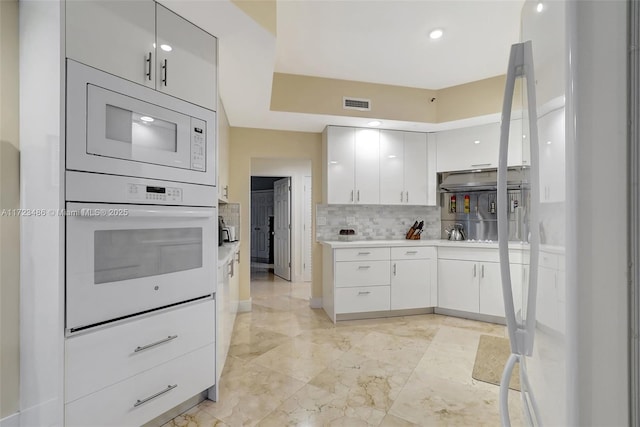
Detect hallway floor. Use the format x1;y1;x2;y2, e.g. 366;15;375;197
165;268;523;426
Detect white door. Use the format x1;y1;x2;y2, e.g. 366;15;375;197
250;190;273;262
274;178;291;280
155;4;217;110
403;132;428;205
379;130;404;205
65;0;156;88
354;129;380;204
326;127;355;204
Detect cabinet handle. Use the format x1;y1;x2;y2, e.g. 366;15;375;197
406;251;418;255
406;191;409;203
473;264;477;277
358;265;371;269
400;191;404;203
393;263;397;276
224;185;229;198
229;259;234;278
471;163;492;168
357;190;360;202
236;250;240;264
134;384;177;408
481;264;485;278
350;190;354;202
146;52;152;81
357;252;371;255
162;59;168;86
358;291;371;295
134;335;178;353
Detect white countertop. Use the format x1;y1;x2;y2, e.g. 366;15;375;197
218;241;240;267
318;239;563;254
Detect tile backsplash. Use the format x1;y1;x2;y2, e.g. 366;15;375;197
316;204;441;241
219;202;240;233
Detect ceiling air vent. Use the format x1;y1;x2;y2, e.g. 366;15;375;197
343;97;371;111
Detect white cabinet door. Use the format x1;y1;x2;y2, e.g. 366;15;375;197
479;262;523;318
438;259;479;313
391;259;430;310
326;127;356;204
379;130;404;205
354;129;380;204
426;134;438;206
156;4;217;111
508;118;529;167
436;123;500;172
66;0;155;88
403;132;428;205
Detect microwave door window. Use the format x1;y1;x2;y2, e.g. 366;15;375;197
105;104;178;153
93;228;203;285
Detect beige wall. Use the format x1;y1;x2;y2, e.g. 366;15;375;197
0;0;20;418
228;128;322;301
436;75;512;122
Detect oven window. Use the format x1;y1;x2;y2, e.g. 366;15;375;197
94;228;202;284
105;104;177;152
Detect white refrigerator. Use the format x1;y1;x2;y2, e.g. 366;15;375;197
498;1;630;426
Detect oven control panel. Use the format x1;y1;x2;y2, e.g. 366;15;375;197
127;183;182;203
190;117;206;172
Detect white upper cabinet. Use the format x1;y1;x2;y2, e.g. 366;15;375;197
537;108;565;202
325;127;356;204
324;127;379;204
436;119;525;172
156;4;217;111
379;131;430;206
66;1;217;111
354;129;380;204
66;1;156;88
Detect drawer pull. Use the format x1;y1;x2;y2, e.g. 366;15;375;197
406;251;418;254
134;335;178;353
134;384;177;408
357;252;371;255
357;266;371;269
358;291;371;295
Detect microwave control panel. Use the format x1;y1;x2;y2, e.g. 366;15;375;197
190;118;206;172
127;183;183;203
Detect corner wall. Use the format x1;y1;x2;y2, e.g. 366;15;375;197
228;128;322;303
0;0;20;419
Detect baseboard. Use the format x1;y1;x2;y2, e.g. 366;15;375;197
309;297;323;309
434;307;506;325
237;298;252;312
0;412;20;427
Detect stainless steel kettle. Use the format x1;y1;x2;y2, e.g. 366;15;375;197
446;223;466;241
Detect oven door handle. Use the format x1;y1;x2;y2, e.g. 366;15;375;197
76;207;215;219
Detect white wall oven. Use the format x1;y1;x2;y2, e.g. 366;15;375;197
65;173;216;333
66;59;216;186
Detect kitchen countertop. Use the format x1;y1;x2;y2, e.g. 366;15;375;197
318;239;563;254
218;241;240;267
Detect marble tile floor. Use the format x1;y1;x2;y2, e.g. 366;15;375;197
164;271;523;427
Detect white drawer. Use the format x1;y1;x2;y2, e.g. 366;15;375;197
335;247;390;262
65;299;215;403
335;260;390;287
391;246;436;260
335;286;391;314
65;344;215;427
539;252;559;269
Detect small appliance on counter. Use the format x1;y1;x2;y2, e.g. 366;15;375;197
218;216;226;246
338;229;356;241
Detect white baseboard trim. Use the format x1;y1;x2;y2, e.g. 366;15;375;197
237;298;252;312
309;297;323;309
0;412;20;427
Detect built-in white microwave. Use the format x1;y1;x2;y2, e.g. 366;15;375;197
66;59;216;186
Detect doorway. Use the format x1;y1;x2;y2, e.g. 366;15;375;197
250;176;291;281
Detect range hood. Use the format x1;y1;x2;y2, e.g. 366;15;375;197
438;168;529;192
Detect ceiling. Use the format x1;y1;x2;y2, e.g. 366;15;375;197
161;0;524;132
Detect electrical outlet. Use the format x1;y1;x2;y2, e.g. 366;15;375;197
346;216;356;225
317;216;327;226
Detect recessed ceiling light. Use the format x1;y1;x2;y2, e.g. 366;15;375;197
536;2;544;13
429;29;444;40
140;116;154;122
368;120;381;127
160;44;173;52
474;140;481;144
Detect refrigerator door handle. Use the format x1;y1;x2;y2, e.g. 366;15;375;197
498;40;542;427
